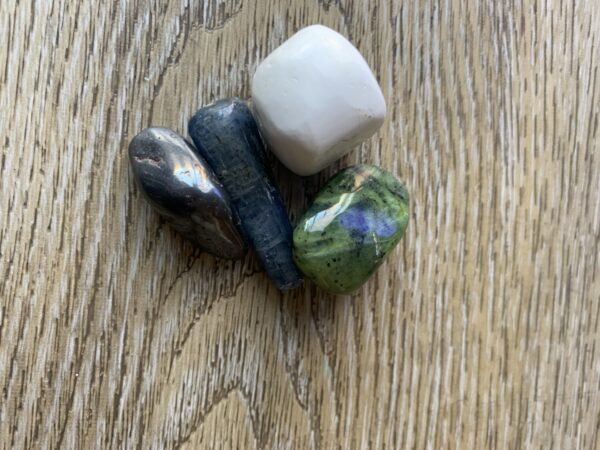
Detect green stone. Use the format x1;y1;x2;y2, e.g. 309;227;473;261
293;165;409;294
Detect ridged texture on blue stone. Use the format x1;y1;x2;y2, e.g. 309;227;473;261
188;98;303;290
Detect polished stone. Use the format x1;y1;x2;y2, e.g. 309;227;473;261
188;98;303;290
293;164;409;294
251;24;386;176
128;127;246;259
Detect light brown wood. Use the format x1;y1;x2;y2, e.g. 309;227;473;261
2;1;600;448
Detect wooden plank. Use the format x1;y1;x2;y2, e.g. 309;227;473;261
1;0;599;448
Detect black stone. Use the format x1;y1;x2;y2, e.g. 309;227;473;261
188;98;303;290
128;127;246;260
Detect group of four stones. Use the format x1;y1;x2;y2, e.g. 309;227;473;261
129;25;409;294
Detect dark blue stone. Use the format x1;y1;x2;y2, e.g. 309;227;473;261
188;98;303;290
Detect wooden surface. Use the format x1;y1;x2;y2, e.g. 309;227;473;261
2;0;600;448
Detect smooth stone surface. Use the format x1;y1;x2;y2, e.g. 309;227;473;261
251;24;386;176
293;164;409;294
128;127;246;260
188;98;303;290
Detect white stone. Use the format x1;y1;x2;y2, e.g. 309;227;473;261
251;25;386;176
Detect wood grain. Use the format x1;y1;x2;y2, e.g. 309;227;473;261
1;0;600;448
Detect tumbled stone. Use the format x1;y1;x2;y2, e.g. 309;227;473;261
251;24;386;176
188;98;303;290
293;165;409;294
128;127;246;260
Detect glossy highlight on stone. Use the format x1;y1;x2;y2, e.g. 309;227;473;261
188;98;303;290
128;127;246;260
293;165;409;294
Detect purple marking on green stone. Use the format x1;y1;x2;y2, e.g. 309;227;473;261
339;208;397;238
374;214;397;238
339;208;370;234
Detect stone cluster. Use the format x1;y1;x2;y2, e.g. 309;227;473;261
128;25;409;294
